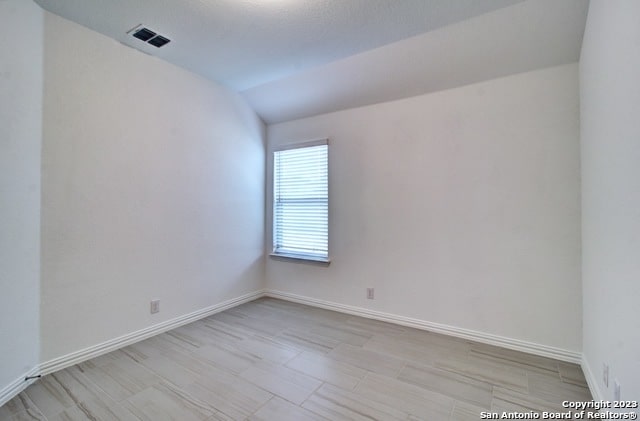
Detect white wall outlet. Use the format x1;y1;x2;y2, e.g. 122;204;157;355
367;288;374;299
150;299;160;314
613;379;621;400
603;363;609;387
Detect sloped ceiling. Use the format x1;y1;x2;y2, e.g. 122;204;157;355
244;0;590;123
34;0;588;124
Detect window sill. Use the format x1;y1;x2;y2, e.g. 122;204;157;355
269;252;331;266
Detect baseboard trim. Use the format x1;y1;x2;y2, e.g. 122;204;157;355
581;355;604;401
0;366;40;408
39;290;264;376
3;288;588;408
264;289;582;364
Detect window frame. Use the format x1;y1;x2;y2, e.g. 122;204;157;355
270;138;330;265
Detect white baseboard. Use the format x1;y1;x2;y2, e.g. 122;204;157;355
581;355;604;401
1;290;264;406
2;288;590;409
0;367;40;408
264;289;582;364
39;290;264;376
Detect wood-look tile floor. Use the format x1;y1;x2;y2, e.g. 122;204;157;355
0;298;593;420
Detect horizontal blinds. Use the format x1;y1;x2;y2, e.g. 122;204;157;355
273;144;328;258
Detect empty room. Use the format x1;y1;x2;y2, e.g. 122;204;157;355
1;0;638;419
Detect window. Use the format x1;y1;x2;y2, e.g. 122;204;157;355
272;140;329;262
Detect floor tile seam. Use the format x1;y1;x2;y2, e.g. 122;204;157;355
396;360;409;381
469;357;564;380
361;368;480;417
187;373;272;420
430;362;530;393
448;399;457;419
469;349;562;373
142;351;216;383
72;364;136;405
236;364;306;408
30;371;133;421
350;374;362;391
392;368;494;409
492;385;571;413
37;368;105;415
6;406;48;421
23;387;49;420
245;380;318;416
3;391;47;421
300;382;399;421
156;380;227;419
297;380;329;419
402;359;498;389
281;357;341;388
280;349;304;366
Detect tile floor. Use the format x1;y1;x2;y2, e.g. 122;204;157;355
0;298;593;420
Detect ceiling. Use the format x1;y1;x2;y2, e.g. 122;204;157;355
34;0;589;124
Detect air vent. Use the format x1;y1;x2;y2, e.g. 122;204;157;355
129;25;171;48
132;27;156;42
148;35;170;48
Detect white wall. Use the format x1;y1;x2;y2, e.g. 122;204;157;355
266;64;582;353
40;13;265;362
0;0;43;399
580;1;640;402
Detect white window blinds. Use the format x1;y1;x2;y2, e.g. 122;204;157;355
273;141;328;261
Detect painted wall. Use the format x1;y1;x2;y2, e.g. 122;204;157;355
266;64;582;353
40;13;265;362
0;0;43;398
580;0;640;402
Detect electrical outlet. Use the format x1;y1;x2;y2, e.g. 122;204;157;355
367;288;374;299
603;363;609;387
150;299;160;314
614;379;621;400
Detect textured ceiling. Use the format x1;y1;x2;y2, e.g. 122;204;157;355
33;0;523;91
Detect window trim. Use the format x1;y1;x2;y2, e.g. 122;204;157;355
272;138;329;152
270;138;330;265
269;251;331;265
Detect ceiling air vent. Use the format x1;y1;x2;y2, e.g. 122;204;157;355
129;25;171;48
132;27;156;42
148;35;170;48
